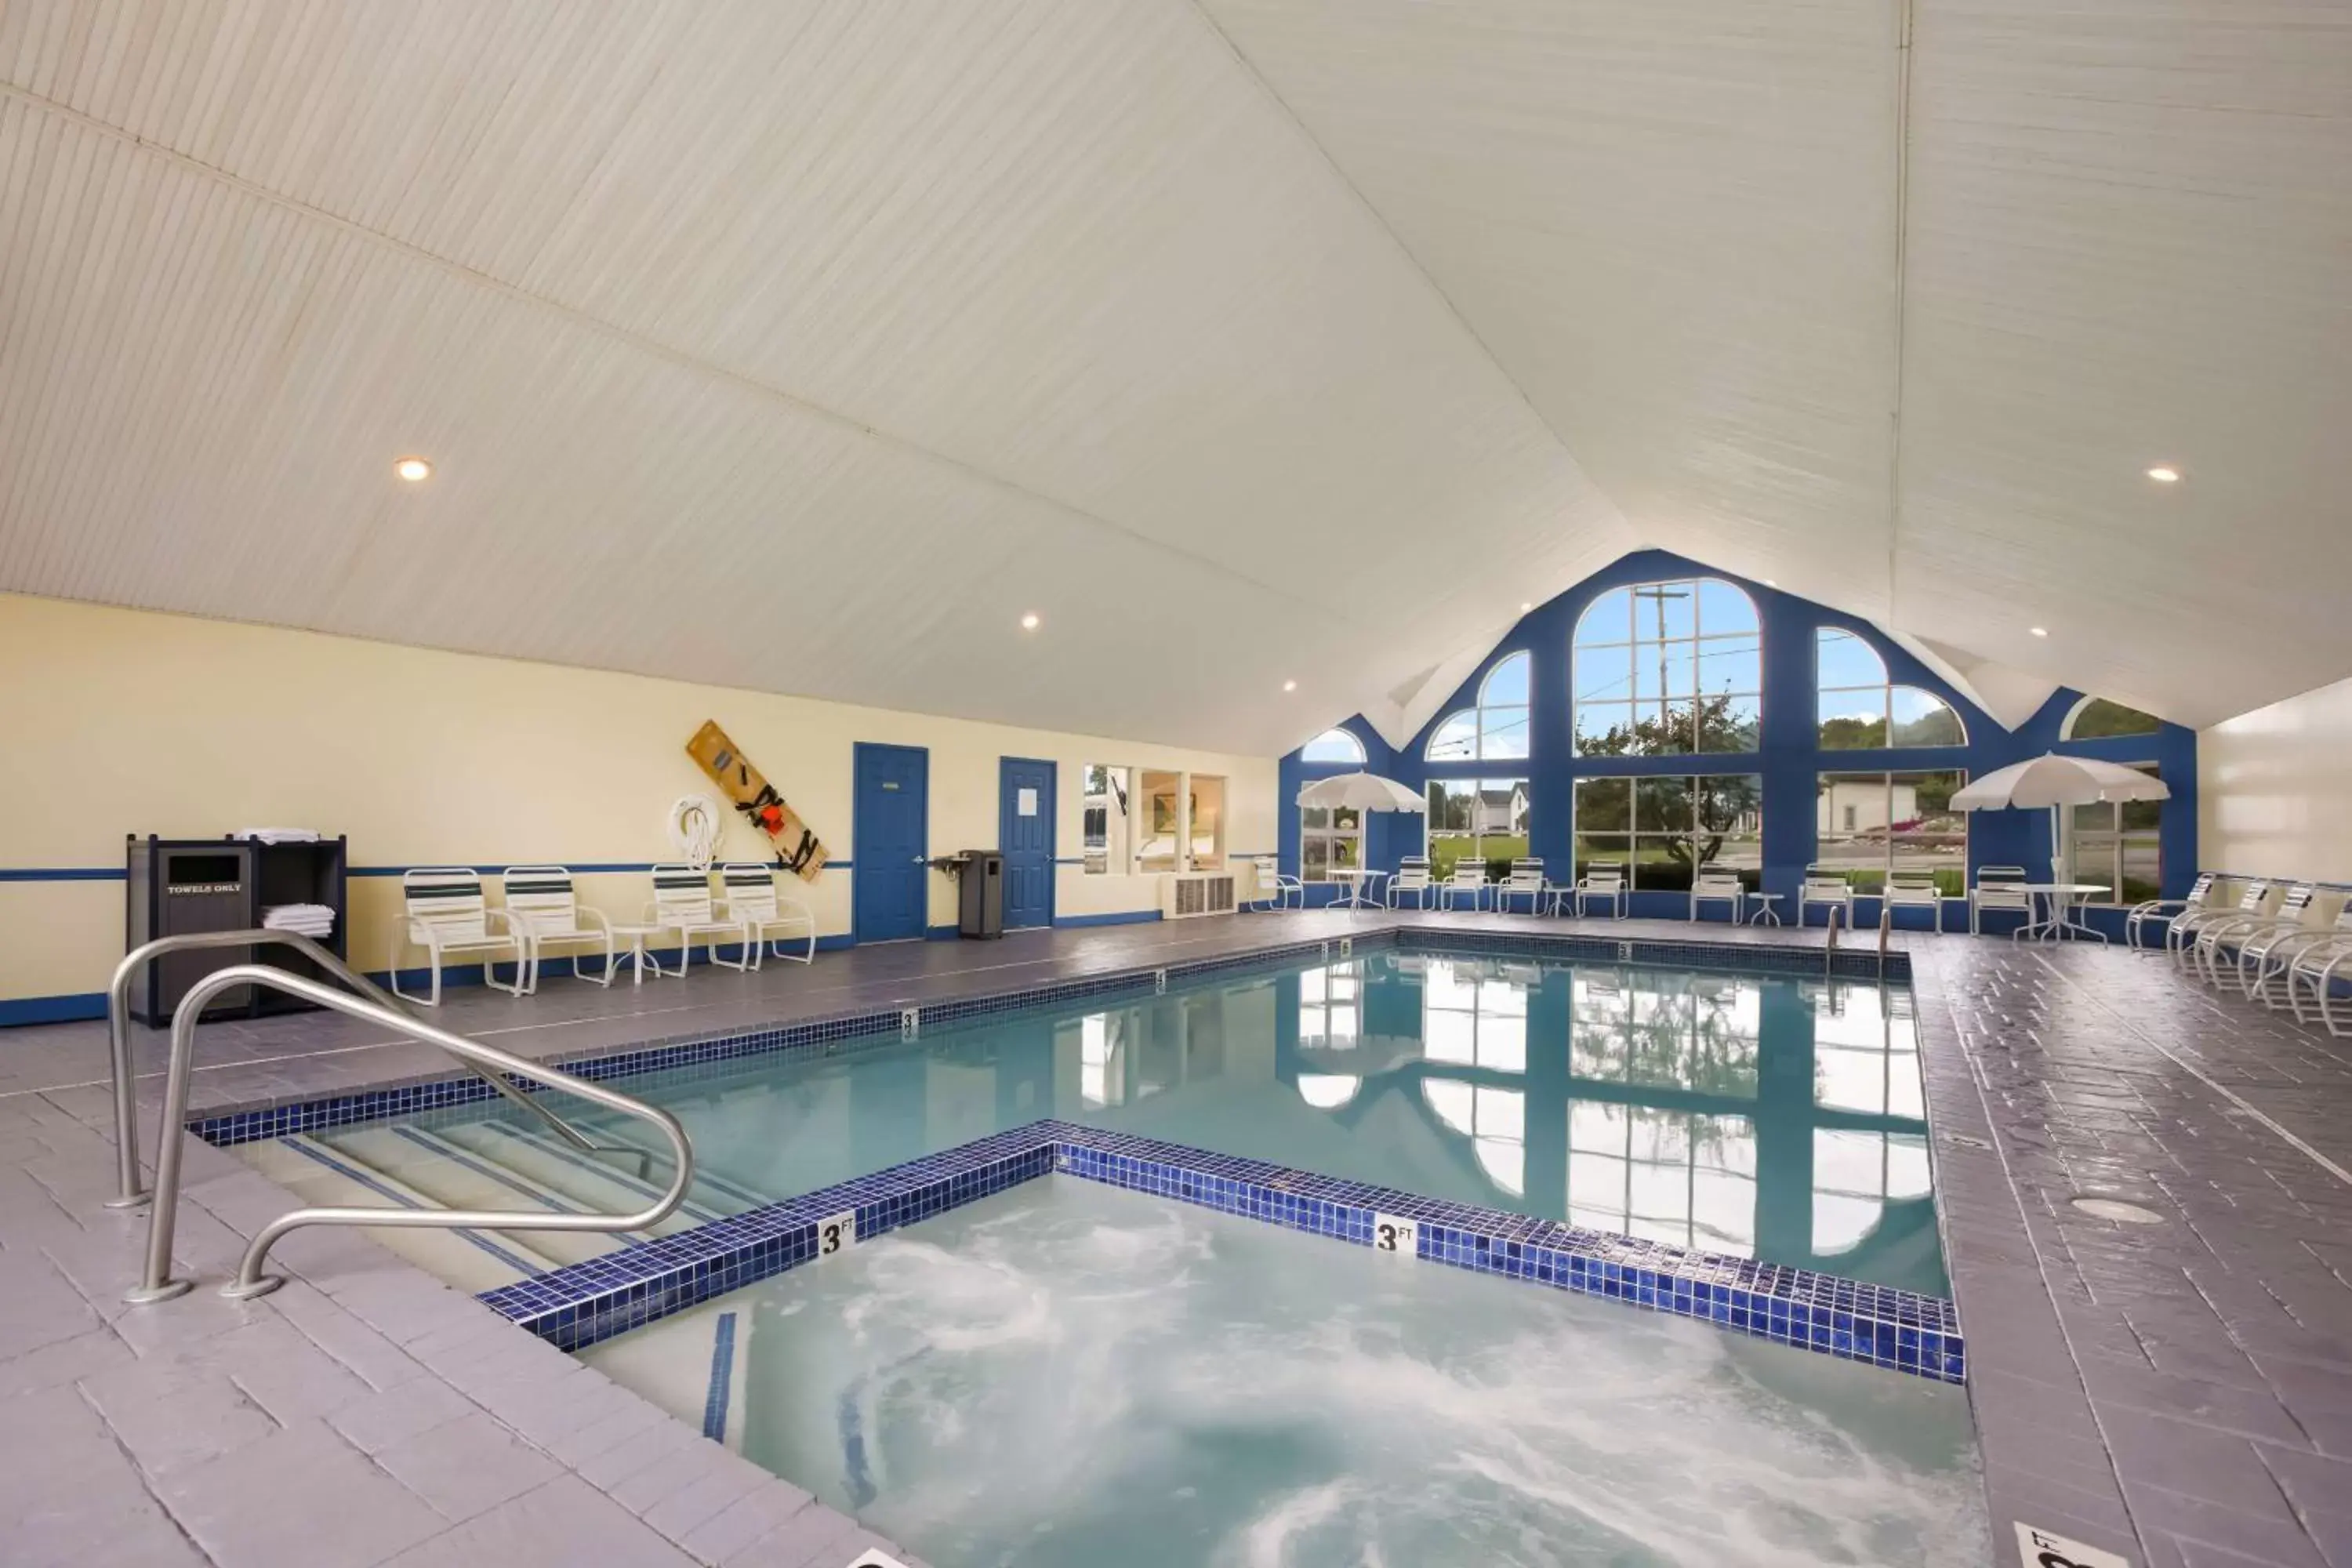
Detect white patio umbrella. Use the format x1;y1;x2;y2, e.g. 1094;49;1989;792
1948;753;2170;887
1294;772;1428;813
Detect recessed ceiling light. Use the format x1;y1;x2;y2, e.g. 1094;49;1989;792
1764;579;1778;588
2146;466;2181;484
393;456;432;482
2030;626;2049;637
1519;601;1533;613
1283;680;1298;692
1019;613;1040;631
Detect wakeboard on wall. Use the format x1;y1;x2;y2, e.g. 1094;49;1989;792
685;720;828;881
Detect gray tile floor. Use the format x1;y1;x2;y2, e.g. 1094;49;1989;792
5;911;2349;1566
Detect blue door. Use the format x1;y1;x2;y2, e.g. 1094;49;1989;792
854;744;929;943
999;757;1056;930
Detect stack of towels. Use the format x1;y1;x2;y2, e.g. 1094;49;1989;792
261;903;336;938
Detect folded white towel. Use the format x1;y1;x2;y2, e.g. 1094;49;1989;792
234;828;321;844
262;903;336;935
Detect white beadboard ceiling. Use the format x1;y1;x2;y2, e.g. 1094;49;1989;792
1;0;2346;752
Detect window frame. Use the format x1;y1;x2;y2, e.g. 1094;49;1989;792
1813;769;1971;895
1425;651;1534;763
1299;728;1367;765
1571;577;1762;757
2068;761;2162;906
1298;801;1363;883
1424;775;1531;880
1814;629;1968;750
1570;772;1763;891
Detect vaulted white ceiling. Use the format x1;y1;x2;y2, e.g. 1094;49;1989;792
1;0;2345;752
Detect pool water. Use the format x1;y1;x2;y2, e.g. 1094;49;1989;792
273;951;1944;1295
582;1177;1987;1568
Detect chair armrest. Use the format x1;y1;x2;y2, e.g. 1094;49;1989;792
575;906;614;936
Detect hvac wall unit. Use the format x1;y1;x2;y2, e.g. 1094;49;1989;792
1159;869;1238;920
123;835;349;1027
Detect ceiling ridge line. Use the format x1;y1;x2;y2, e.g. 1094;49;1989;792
1887;0;1918;630
0;77;1361;634
1173;0;1631;544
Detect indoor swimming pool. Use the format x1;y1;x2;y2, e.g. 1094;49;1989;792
238;949;1944;1298
579;1177;1987;1568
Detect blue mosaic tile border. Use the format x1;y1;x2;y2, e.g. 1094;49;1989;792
191;924;1893;1148
477;1116;1961;1383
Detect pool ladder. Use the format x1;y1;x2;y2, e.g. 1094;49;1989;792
1822;902;1893;982
105;931;694;1304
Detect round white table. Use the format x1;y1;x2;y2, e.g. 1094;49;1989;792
1747;892;1785;927
609;923;672;983
2017;884;2110;943
1328;867;1388;910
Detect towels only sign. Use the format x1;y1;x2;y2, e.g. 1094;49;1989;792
815;1211;858;1260
1371;1213;1418;1260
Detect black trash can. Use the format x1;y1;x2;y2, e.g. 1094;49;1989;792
954;851;1004;939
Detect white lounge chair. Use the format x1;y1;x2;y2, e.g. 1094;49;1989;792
1690;867;1744;924
1498;858;1558;916
719;862;816;967
1800;866;1854;929
1250;856;1304;913
2125;873;2217;954
2168;880;2274;971
647;865;750;975
1441;866;1489;913
2196;882;2315;989
389;868;526;1006
501;866;615;993
1573;861;1628;920
1386;856;1436;910
1970;866;2032;937
2242;896;2351;1007
1883;870;1943;933
2285;907;2352;1035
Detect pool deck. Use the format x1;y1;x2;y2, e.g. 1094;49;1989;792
2;910;2349;1566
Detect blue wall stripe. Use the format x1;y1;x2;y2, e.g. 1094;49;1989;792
0;992;107;1025
702;1311;739;1443
1052;910;1162;929
0;867;125;882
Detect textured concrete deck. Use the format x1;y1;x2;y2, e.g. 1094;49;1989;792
3;912;2350;1565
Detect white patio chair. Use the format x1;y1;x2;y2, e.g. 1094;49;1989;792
1690;867;1744;924
1440;866;1489;913
1386;856;1436;910
2126;873;2217;954
2168;880;2274;971
2241;895;2350;1007
1882;870;1943;933
2285;906;2352;1035
1498;858;1558;916
501;866;615;993
1244;855;1301;912
389;868;526;1006
647;864;751;975
1573;861;1628;920
2196;882;2315;989
1800;865;1854;929
719;862;816;967
1969;866;2032;937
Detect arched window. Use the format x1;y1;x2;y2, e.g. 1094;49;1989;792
1425;652;1530;761
2061;697;2161;740
1573;578;1761;755
1816;629;1965;749
1299;728;1367;764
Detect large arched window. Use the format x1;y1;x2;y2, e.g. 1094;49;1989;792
2060;697;2161;741
1425;652;1530;762
1573;578;1761;755
1299;728;1367;764
1815;630;1965;749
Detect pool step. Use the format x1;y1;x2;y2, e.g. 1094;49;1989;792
441;1120;739;1225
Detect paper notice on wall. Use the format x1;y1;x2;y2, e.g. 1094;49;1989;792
1018;788;1039;817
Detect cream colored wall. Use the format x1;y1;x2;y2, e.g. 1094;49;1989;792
2199;673;2352;882
0;593;1276;1004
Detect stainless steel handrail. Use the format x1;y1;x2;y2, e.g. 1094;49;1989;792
103;930;636;1208
129;964;693;1304
1825;902;1844;977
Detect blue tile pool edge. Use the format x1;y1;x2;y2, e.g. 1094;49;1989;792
477;1119;1963;1385
187;925;1901;1146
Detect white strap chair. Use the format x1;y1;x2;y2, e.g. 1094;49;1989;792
718;862;816;967
648;865;751;974
1882;870;1943;933
2285;907;2352;1035
2197;882;2315;989
390;868;525;1005
2242;895;2350;1007
1250;856;1304;913
501;866;615;993
1690;867;1743;924
1799;865;1854;928
1969;866;2032;937
1386;855;1436;909
2126;873;2216;954
1573;861;1628;920
1441;865;1489;912
2168;880;2274;971
1498;858;1558;916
